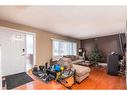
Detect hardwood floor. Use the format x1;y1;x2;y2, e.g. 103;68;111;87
15;68;126;90
72;68;126;90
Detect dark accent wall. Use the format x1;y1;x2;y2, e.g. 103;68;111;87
81;33;125;62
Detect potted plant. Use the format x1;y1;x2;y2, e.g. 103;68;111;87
89;47;102;66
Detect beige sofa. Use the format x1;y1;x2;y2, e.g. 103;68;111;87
52;56;91;83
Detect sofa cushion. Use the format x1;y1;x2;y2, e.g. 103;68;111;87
72;64;91;77
63;55;80;61
72;59;84;64
52;56;63;61
57;58;73;69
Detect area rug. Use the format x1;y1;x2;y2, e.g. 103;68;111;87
5;72;33;89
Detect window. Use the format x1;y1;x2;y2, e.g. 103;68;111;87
52;39;77;57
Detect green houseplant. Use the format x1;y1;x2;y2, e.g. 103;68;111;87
89;47;102;66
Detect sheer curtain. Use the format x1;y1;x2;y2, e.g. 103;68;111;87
52;39;77;57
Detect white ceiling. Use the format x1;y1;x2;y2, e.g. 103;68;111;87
0;6;126;39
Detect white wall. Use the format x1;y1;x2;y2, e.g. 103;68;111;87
0;27;26;76
0;45;2;89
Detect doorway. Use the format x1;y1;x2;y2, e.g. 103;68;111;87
26;33;36;72
0;27;36;89
0;26;36;74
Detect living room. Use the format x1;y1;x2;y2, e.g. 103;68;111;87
0;6;126;90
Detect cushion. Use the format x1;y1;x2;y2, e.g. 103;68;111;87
72;59;84;64
63;55;79;61
57;58;73;69
72;64;91;77
52;56;63;61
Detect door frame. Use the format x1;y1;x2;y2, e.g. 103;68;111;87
0;26;36;71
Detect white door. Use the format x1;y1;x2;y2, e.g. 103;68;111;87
0;27;26;76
